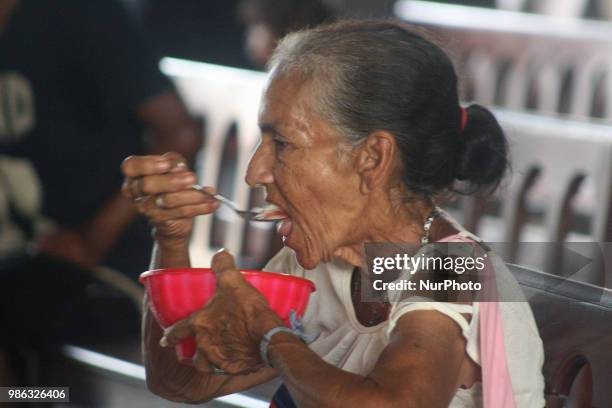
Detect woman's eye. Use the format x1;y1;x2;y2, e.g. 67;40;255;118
273;138;288;150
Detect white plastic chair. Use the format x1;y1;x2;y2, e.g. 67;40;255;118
397;1;612;121
570;54;612;119
495;0;529;11
475;110;612;285
161;58;270;267
462;51;499;106
534;0;589;18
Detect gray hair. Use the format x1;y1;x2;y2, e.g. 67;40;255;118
268;20;509;196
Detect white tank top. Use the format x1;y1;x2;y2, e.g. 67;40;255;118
263;215;545;407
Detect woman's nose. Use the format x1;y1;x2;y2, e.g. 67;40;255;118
245;141;274;186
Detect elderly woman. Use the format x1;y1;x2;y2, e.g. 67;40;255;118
122;21;545;407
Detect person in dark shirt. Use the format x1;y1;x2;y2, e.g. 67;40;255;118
0;0;200;273
0;0;201;386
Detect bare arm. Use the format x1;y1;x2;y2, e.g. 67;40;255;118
122;155;277;403
266;310;468;407
142;241;277;403
37;192;137;269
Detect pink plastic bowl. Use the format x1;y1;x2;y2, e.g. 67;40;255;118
139;268;315;364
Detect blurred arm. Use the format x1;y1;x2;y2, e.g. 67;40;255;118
38;89;201;269
84;88;202;262
36;0;201;269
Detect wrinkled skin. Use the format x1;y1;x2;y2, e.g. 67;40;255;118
246;72;415;270
121;71;439;379
122;152;219;244
122;153;281;375
161;250;282;375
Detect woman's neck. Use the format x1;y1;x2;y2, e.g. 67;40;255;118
333;193;436;268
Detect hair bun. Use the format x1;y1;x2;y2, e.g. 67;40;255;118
455;104;508;193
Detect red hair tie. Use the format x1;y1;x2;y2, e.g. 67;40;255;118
460;107;468;131
459;107;467;132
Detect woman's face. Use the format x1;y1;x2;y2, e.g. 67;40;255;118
246;74;367;269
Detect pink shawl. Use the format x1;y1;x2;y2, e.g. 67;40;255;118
438;234;516;408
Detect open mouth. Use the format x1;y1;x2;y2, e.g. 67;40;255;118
256;203;293;239
253;203;289;221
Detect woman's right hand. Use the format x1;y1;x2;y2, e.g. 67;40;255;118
121;152;220;244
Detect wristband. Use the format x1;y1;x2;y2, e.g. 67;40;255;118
259;310;319;367
259;326;298;367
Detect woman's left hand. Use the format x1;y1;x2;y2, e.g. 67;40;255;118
160;250;284;375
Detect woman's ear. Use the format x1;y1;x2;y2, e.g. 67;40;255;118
354;131;397;194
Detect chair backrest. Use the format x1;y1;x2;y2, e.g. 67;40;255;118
498;110;612;240
510;263;612;408
395;0;612;121
161;58;275;268
495;0;529;12
534;0;590;18
570;54;612;119
464;110;612;285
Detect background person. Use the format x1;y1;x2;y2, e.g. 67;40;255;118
0;0;200;274
0;0;200;386
237;0;332;68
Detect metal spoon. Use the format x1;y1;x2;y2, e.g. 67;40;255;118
191;184;281;222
